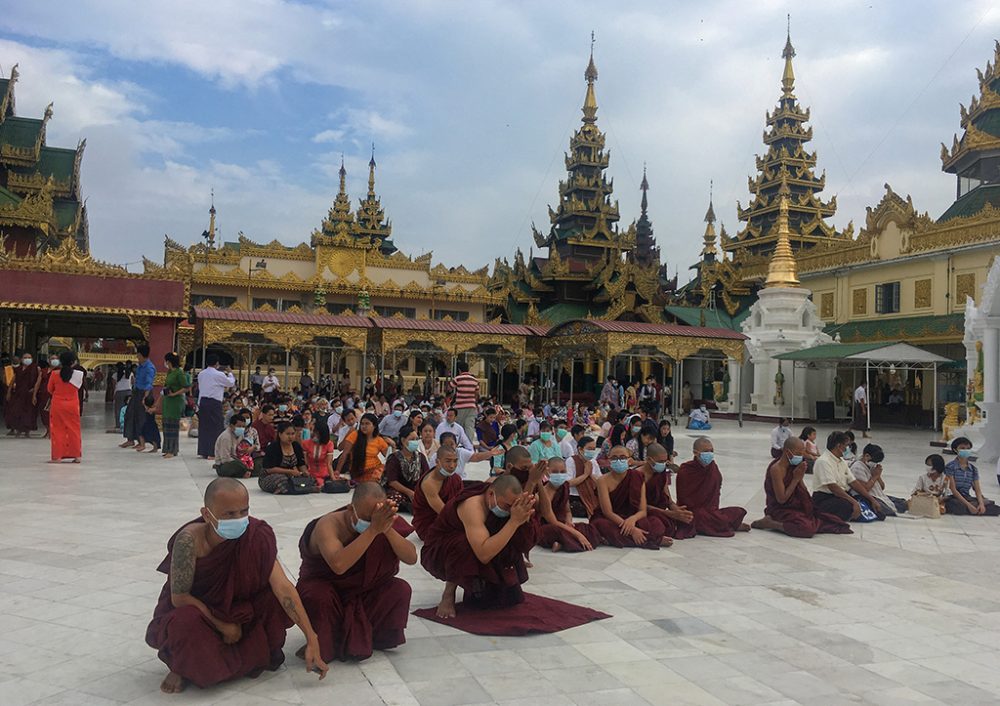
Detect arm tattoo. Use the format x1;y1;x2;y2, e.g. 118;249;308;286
170;531;196;595
281;596;300;623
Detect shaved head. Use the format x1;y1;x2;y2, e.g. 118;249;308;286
646;443;668;462
204;477;248;507
608;445;629;460
784;436;805;454
506;445;531;466
547;456;566;472
352;481;386;506
492;473;522;496
693;437;713;452
436;446;458;461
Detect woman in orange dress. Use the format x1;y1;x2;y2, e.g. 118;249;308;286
47;350;83;463
334;412;392;483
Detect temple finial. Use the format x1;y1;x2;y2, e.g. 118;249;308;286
704;180;715;223
582;33;598;122
701;181;717;257
338;154;347;192
367;145;376;196
640;163;649;214
781;15;796;97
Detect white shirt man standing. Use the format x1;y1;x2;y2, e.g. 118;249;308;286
853;383;870;438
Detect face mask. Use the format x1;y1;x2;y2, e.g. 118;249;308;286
406;439;420;452
556;429;568;440
788;454;803;466
301;429;311;441
582;449;598;460
393;409;402;418
438;466;455;477
610;459;629;473
490;495;511;518
50;359;60;368
700;407;707;413
539;431;553;442
548;472;570;487
233;427;245;439
22;357;32;366
631;426;641;434
208;510;249;540
698;451;714;466
651;461;667;473
958;449;973;459
352;509;370;534
278;405;288;412
335;406;343;414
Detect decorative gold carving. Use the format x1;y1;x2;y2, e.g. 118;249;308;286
820;292;834;319
127;315;150;340
201;319;368;354
852;288;868;315
955;273;976;303
914;279;932;308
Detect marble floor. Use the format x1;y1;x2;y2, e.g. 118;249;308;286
2;406;999;706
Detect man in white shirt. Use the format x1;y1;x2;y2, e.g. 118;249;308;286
853;383;870;438
378;401;408;439
196;354;236;459
812;430;883;522
770;417;792;459
434;408;473;451
261;368;280;401
429;431;500;479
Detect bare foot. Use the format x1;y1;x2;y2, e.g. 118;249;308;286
119;441;134;448
737;523;752;532
148;448;160;453
160;671;186;694
661;536;674;547
551;542;562;553
163;453;175;459
135;445;147;453
436;583;457;619
751;517;783;531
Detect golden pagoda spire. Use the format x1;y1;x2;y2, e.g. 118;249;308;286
338;154;347;194
701;180;717;257
781;14;796;98
582;31;598;123
765;181;800;288
640;163;649;215
206;188;216;248
367;143;377;197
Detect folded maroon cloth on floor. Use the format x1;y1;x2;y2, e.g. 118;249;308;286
412;593;610;635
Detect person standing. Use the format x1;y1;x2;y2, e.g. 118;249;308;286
449;361;478;450
853;382;870;438
122;344;155;448
197;354;236;459
161;353;189;459
250;366;264;399
35;358;52;438
261;367;280;402
112;363;132;431
47;350;83;463
299;369;314;399
6;349;39;437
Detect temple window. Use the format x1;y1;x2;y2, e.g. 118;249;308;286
374;305;416;318
432;309;469;321
875;282;901;314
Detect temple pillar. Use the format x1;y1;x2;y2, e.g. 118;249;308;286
984;325;1000;404
596;358;605;383
639;357;651;379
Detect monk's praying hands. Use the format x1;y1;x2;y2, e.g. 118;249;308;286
510;493;535;525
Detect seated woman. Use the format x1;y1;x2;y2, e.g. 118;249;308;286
381;424;428;512
528;421;563;463
416;421;439;465
687;405;711;430
657;419;677;464
258;421;317;494
626;422;659;465
335;412;391;483
910;454;950;516
302;416;336;487
597;422;628;467
799;426;820;473
849;443;906;516
944;437;1000;516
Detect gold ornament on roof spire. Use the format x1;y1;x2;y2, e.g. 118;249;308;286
702;180;717;257
764;182;800;288
781;14;796;98
582;32;598;123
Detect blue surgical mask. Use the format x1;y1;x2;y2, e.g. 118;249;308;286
789;454;803;466
651;461;667;473
540;431;553;442
209;510;249;540
334;406;343;414
548;472;570;487
353;512;370;534
438;466;455;477
301;429;311;441
406;439;420;452
582;449;598;460
631;425;641;434
698;451;714;466
50;359;60;368
233;427;245;439
556;429;568;440
393;409;402;418
610;459;629;473
278;405;288;412
958;449;973;459
490;495;510;518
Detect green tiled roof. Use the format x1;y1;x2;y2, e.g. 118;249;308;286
0;185;21;207
975;109;1000;139
664;305;750;331
539;301;593;324
824;313;964;343
53;199;79;230
937;183;1000;222
36;147;76;181
774;342;890;361
0;116;42;149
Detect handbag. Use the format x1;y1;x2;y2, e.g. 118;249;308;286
286;475;318;495
907;493;942;518
855;498;880;523
322;478;351;494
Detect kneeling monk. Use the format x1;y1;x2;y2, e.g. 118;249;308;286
146;478;327;694
641;443;696;540
751;437;852;538
411;446;464;541
675;437;750;537
536;456;600;552
421;474;537;618
589;446;669;549
297;482;416;662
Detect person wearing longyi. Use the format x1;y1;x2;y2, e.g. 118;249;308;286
421;474;537;619
411;445;465;540
589;446;669;549
145;478;327;694
750;437;852;538
675;437;750;536
640;443;696;540
296;483;416;662
536;456;600;552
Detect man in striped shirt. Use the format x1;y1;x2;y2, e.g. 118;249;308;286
450;362;479;449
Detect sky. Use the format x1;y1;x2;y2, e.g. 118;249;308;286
1;0;998;280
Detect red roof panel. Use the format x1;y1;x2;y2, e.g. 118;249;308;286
193;307;373;328
370;316;536;336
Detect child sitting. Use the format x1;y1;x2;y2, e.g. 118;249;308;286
909;454;950;517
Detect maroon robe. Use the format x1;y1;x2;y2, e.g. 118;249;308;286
644;470;697;540
5;363;39;432
764;458;852;538
675;460;747;537
420;482;536;609
411;470;464;541
296;512;411;662
145;518;290;688
537;481;601;551
36;369;51;429
589;469;666;549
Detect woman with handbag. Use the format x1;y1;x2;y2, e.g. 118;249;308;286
259;421;318;494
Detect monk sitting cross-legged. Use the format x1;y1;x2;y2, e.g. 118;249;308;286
640;443;696;540
589;445;670;549
536;456;601;552
421;474;537;618
145;478;328;694
675;437;750;537
751;437;853;538
296;482;417;662
411;446;465;541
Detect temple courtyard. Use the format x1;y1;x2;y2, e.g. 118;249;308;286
1;407;999;706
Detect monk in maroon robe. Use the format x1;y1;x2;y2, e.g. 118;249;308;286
421;474;537;618
5;352;39;436
751;437;853;538
146;478;327;694
675;437;750;537
411;446;465;540
589;446;668;549
536;456;600;552
641;443;696;540
297;483;416;662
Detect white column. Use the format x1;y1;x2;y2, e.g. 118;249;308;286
984;324;1000;404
